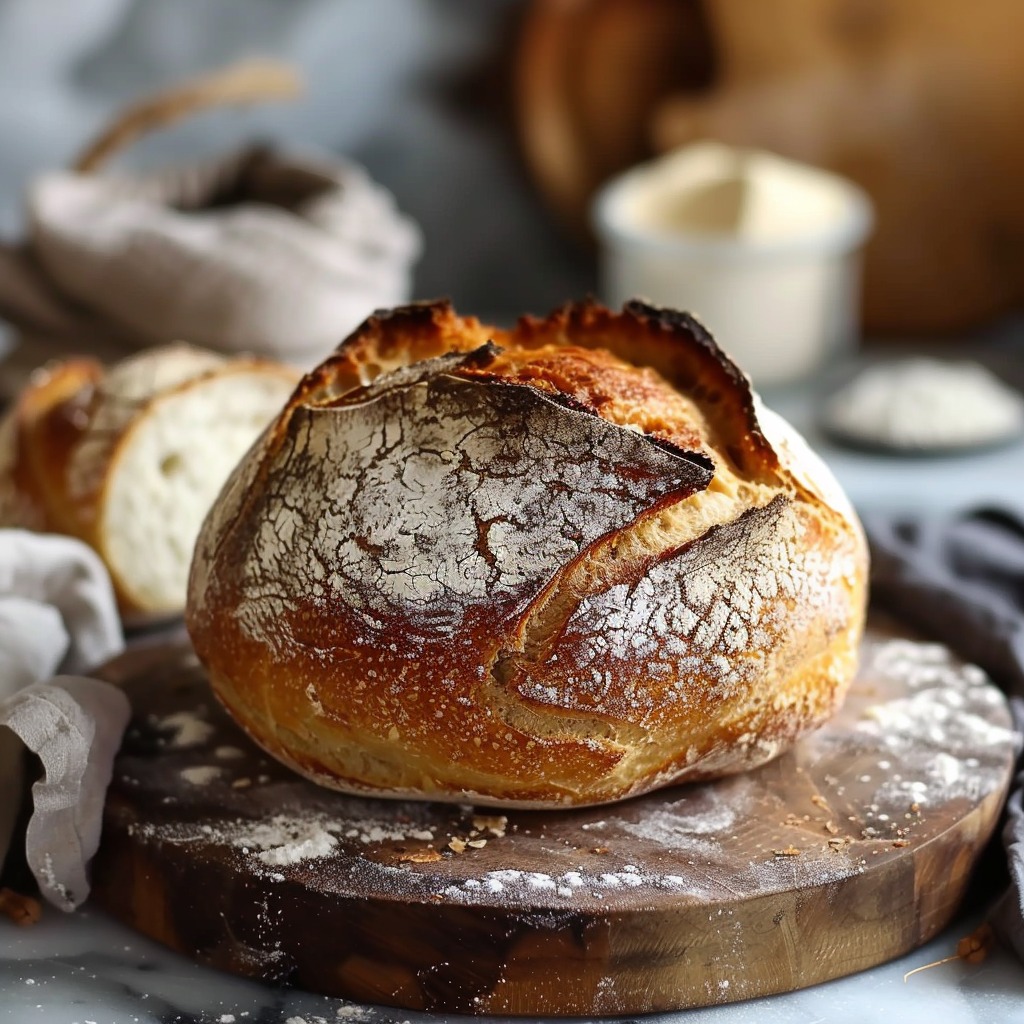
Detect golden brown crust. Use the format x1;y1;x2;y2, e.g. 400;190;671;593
300;300;493;402
0;359;106;542
187;301;868;808
508;300;779;476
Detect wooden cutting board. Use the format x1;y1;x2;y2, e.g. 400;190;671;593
90;620;1016;1016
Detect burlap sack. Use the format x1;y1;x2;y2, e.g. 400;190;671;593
0;61;421;393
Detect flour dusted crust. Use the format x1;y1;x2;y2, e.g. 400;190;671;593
187;300;868;807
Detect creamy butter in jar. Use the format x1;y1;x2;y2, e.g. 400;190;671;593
592;143;873;387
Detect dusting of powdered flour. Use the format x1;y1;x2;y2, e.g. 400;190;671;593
151;709;214;748
230;369;708;652
853;639;1016;811
128;812;440;872
180;765;222;787
232;818;339;866
438;863;706;903
617;776;752;860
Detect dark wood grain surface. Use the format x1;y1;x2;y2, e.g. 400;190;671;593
90;620;1016;1015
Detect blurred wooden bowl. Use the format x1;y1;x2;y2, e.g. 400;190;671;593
515;0;714;238
515;0;1024;333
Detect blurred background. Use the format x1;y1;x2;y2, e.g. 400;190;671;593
0;0;1021;510
0;0;593;327
3;0;1022;328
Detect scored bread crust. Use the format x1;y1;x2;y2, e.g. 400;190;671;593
187;300;868;808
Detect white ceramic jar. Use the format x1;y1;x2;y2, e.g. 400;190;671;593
592;143;873;387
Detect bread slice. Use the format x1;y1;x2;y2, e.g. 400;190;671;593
0;345;299;620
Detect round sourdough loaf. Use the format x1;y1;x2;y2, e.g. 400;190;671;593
186;300;868;808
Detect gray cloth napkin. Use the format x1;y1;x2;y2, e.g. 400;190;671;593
0;529;127;910
866;509;1024;960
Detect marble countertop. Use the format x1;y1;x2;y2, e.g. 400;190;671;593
2;340;1023;1024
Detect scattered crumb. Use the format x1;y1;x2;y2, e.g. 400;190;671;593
773;846;801;857
824;820;839;835
180;765;222;787
904;923;995;982
472;814;508;837
467;839;488;849
957;923;994;964
398;849;442;864
448;838;467;854
336;1007;373;1021
305;683;325;716
232;777;252;789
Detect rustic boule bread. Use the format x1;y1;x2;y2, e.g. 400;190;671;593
186;300;868;808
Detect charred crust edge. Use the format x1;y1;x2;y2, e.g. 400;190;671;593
623;301;749;391
621;300;774;467
290;299;466;402
348;298;459;341
454;340;504;371
514;298;777;473
339;296;460;344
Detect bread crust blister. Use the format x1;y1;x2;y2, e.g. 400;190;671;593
188;300;868;807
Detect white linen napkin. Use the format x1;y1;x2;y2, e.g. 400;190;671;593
0;530;127;911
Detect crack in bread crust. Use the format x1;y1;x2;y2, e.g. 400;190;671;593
210;367;713;648
489;485;782;753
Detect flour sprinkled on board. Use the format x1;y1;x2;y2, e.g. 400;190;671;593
440;863;705;904
334;1006;374;1021
129;811;442;872
619;778;751;851
853;639;1016;810
232;817;339;866
179;765;222;787
152;709;214;748
343;822;436;844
